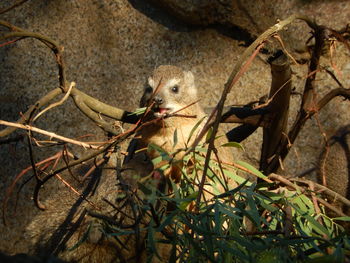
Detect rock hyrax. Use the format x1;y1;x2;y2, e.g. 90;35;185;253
127;65;234;186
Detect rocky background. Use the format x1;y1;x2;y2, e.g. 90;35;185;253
0;0;349;261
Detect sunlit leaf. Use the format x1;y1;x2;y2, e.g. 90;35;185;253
221;141;244;150
223;169;252;186
236;160;267;180
292;204;331;237
178;191;198;211
334;216;350;222
128;107;147;115
205;126;213;143
187;116;206;145
173;128;178;148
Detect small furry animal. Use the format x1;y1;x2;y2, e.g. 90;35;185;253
126;65;234;186
138;65;206;158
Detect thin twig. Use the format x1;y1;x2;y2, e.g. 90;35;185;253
315;197;347;218
33;82;75;122
264;22;328;173
26;132;45;210
289;177;350;208
0;0;30;15
55;173;100;210
195;43;265;206
0;120;101;149
0;88;62;137
316;88;350;110
0;37;24;47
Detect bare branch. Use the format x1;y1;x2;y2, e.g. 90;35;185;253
71;88;128;121
0;88;62;137
289;177;350;208
194;14;318;205
33;82;75;122
260;53;292;173
0;21;67;91
317;88;350;110
55;173;100;210
0;0;30;15
0;120;101;149
72;94;116;134
264;23;331;174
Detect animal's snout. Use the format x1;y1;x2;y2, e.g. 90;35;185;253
153;95;163;105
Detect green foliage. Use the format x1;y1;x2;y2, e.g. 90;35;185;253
103;140;349;262
128;107;147;116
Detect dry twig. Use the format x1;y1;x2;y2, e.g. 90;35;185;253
0;120;101;149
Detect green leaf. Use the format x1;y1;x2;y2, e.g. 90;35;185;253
299;194;315;210
67;222;92;251
148;143;172;164
128;107;147;116
187;116;206;144
223;169;252;186
147;221;160;259
178;191;198;211
293;195;308;212
221;141;244;150
236;160;267;180
148;143;168;155
333;216;350;222
157;210;178;232
108;229;138;236
173;129;178;148
205;126;213;143
259;199;279;212
216;179;248;198
291;203;331;237
245;192;261;226
214;200;221;233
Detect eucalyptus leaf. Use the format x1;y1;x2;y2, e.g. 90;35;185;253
187;116;206;145
221;141;244;150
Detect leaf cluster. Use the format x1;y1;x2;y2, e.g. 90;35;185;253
93;142;350;263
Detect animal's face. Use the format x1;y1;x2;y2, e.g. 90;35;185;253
140;65;198;117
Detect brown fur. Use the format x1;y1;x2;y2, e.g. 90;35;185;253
130;65;236;191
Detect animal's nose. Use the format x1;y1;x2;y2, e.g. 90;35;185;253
153;95;163;105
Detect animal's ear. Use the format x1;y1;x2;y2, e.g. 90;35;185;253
184;71;197;97
148;77;155;88
184;71;194;85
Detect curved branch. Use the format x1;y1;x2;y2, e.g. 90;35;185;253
264;22;331;174
71;88;127;121
0;31;60;48
72;93;120;135
191;14;318;204
33;82;75;122
0;0;30;15
0;20;66;91
0;88;62;137
32;144;112;210
317;88;350;110
289;177;350;208
0;84;138;138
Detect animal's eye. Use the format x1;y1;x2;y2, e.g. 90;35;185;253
171;85;179;93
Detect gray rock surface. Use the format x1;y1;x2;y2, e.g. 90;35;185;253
0;0;349;261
